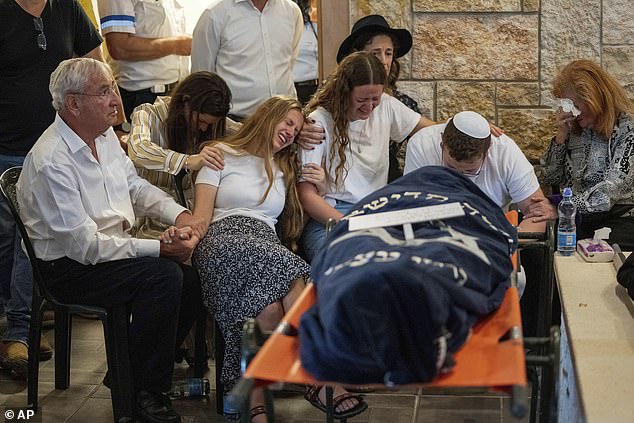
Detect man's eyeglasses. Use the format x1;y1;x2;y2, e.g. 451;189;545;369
33;17;47;51
70;86;119;99
441;149;485;177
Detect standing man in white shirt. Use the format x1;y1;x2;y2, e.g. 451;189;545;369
191;0;303;120
97;0;192;123
17;58;200;423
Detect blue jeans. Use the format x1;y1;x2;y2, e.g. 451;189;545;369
0;154;31;344
300;200;355;262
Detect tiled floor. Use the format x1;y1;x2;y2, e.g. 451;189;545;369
0;316;530;423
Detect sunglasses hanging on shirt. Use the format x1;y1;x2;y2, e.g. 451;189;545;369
33;17;47;51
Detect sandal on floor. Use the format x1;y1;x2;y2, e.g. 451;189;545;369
250;405;267;422
304;385;368;420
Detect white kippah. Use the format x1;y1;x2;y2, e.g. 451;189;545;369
452;111;491;139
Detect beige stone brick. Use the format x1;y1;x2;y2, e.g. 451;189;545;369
352;0;410;26
604;47;634;100
497;82;540;106
412;0;520;12
539;0;600;106
395;81;435;119
412;15;538;80
498;109;554;161
436;82;496;122
603;0;634;44
523;0;540;11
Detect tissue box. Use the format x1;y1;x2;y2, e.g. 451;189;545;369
577;239;614;262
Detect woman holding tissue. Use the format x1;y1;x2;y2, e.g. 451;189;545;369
542;59;634;249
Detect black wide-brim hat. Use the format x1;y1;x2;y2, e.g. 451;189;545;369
336;15;413;63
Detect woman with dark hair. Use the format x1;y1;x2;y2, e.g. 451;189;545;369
128;71;233;239
542;59;634;248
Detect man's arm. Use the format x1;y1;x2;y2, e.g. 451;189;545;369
27;165;160;264
83;45;103;61
517;188;557;231
104;32;191;61
408;115;437;137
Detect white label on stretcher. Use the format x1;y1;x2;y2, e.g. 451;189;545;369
348;202;465;231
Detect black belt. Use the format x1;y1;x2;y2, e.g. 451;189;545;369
295;79;319;87
120;82;179;95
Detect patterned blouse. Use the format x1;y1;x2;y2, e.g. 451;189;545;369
541;113;634;214
392;88;422;115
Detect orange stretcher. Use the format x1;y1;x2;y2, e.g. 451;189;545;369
230;212;531;422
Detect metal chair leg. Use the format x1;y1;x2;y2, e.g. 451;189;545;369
26;294;45;410
54;309;71;389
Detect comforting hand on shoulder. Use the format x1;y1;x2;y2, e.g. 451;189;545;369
187;145;225;171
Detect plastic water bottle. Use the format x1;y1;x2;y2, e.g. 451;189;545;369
169;378;210;399
557;187;577;256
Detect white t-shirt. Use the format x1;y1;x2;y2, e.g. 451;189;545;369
195;146;285;230
404;123;540;209
300;93;420;205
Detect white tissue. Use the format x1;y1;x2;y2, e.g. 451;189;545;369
593;227;612;241
559;98;581;117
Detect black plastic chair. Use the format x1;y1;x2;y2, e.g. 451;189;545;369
0;167;134;423
172;169;225;414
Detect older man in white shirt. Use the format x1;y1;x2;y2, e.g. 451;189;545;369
17;58;200;423
191;0;302;120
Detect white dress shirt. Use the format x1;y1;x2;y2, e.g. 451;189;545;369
191;0;302;118
17;114;187;265
293;22;318;83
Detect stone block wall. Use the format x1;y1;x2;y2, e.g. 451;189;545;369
350;0;634;163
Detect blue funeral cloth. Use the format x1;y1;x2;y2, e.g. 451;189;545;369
299;166;518;385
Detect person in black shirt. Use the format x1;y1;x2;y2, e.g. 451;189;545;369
0;0;102;378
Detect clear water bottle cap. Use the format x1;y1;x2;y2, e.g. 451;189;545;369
563;187;572;197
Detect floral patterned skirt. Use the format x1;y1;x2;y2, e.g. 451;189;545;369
193;215;310;390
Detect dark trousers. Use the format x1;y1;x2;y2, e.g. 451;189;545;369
118;88;161;122
294;80;319;106
39;256;201;393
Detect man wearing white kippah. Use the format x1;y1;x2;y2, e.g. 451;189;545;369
404;111;556;230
